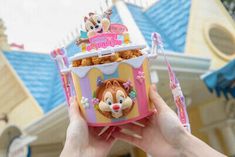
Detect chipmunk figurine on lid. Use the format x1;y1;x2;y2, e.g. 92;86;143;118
84;12;111;38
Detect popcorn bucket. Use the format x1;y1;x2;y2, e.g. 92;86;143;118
51;13;158;127
51;8;191;131
70;44;155;126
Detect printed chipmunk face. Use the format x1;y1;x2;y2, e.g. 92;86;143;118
98;80;133;118
84;12;111;38
85;13;103;34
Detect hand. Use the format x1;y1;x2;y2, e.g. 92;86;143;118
60;98;116;157
113;85;226;157
113;84;186;157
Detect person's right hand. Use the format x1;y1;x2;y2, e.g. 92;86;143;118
113;85;226;157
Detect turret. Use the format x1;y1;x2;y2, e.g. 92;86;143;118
0;19;10;51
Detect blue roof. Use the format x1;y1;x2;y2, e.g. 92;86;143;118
3;51;65;113
203;59;235;99
110;5;122;24
66;39;81;57
127;0;191;52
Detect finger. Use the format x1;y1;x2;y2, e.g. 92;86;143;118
112;131;142;148
135;117;152;125
118;123;143;135
149;84;171;113
95;126;118;141
91;126;109;136
132;121;145;127
69;97;81;122
98;126;110;136
105;127;116;141
106;136;115;143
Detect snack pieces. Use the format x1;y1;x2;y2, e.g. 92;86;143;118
133;49;142;57
110;53;123;62
98;54;123;64
72;49;143;67
91;56;103;65
100;56;111;64
72;60;81;67
119;49;142;59
119;50;134;59
81;58;92;66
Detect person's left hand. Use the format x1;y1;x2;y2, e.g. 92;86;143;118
60;97;116;157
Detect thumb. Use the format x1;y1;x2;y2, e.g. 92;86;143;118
112;131;143;149
69;97;81;122
149;84;171;113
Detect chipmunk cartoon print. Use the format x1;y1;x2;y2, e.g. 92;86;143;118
85;9;112;38
77;9;112;45
96;79;134;119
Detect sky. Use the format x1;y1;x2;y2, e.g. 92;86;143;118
0;0;110;53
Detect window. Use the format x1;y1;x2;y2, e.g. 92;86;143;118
205;24;235;60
